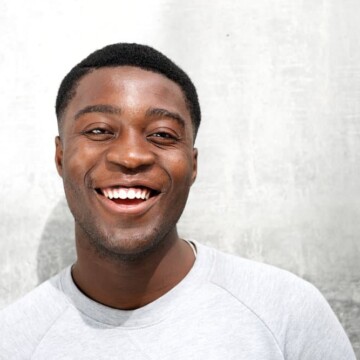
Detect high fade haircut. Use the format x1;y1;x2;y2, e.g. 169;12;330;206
55;43;201;138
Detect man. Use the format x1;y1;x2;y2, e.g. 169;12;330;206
0;43;356;359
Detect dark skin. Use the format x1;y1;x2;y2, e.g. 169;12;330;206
55;66;198;309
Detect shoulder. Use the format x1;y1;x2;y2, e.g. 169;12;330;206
195;242;356;359
0;269;71;359
208;244;316;300
198;242;325;323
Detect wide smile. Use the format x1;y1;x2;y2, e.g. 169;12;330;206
94;185;161;216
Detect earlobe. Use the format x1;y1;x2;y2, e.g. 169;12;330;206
191;148;198;185
55;136;64;177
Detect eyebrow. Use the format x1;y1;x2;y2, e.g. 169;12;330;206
73;104;186;129
74;104;122;120
145;107;185;128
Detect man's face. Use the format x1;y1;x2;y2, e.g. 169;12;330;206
55;66;197;258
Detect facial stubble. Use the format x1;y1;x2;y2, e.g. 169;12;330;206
65;177;189;263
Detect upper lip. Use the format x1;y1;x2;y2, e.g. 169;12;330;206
93;179;162;193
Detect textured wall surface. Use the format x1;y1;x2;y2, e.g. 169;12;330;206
0;0;359;356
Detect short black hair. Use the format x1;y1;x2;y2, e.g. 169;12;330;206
55;43;201;137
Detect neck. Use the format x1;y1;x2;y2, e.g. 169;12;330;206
72;227;195;310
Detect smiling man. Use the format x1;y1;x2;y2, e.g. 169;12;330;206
0;43;356;359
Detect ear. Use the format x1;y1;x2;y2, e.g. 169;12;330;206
55;136;64;177
191;148;198;185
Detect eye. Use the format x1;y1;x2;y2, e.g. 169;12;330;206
147;131;179;145
81;127;115;141
152;132;174;139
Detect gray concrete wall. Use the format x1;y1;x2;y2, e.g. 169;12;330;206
0;0;359;356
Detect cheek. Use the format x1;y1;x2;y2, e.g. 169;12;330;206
62;144;99;180
61;146;95;216
168;155;195;190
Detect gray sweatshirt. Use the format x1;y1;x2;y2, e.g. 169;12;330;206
0;241;356;359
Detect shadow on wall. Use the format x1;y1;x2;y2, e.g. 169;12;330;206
37;197;76;284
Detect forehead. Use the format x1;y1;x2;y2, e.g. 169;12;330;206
64;66;191;122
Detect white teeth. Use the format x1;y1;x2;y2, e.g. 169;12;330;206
119;189;127;199
127;189;135;199
102;187;153;201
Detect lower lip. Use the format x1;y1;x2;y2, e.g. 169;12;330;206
95;191;159;216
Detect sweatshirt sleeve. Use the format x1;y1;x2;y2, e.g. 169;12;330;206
281;282;356;360
209;250;356;360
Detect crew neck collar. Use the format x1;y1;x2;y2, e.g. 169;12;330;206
59;241;214;328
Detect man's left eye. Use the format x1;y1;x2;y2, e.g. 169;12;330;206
90;129;106;134
148;132;179;144
151;132;174;139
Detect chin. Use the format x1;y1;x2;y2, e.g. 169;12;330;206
77;220;170;261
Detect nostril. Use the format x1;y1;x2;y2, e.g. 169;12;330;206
105;144;156;170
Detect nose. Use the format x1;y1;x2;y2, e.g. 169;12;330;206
105;131;155;171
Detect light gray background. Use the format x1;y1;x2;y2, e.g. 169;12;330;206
0;0;359;356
